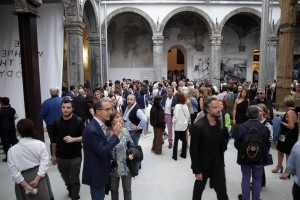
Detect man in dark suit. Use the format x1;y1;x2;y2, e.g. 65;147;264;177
190;97;228;200
82;99;121;200
67;85;76;99
73;88;86;123
162;87;177;149
251;88;274;119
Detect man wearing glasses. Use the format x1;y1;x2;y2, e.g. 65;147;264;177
51;96;85;200
82;99;122;200
251;88;274;119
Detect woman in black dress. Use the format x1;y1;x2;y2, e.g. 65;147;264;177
273;95;298;179
0;97;18;162
232;88;249;135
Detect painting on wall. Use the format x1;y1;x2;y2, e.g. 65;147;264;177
292;55;300;82
221;57;247;82
193;56;210;83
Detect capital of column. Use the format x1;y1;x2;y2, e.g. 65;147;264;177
152;33;164;46
210;34;223;46
64;21;85;36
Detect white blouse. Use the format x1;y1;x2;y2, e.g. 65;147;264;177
7;137;49;184
173;104;190;131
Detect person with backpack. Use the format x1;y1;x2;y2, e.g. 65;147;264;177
234;105;271;200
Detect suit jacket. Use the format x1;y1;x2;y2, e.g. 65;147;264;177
66;91;75;99
190;116;225;177
82;119;120;188
162;94;177;116
73;94;86;122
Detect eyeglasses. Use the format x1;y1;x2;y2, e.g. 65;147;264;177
257;92;263;95
98;108;113;112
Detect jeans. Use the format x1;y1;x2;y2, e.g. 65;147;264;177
46;125;54;155
90;186;105;200
57;157;82;199
241;164;264;200
293;182;300;200
111;173;132;200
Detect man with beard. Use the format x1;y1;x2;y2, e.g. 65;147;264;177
51;97;85;200
190;97;228;200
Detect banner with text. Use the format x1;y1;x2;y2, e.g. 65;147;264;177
0;4;64;120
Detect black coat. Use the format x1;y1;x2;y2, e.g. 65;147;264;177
190;116;226;176
73;94;86;122
150;104;165;129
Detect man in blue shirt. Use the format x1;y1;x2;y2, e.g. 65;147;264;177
287;141;300;200
39;86;62;155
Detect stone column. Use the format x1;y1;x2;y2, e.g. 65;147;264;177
210;33;223;89
152;33;164;81
267;34;279;84
64;21;85;87
101;33;107;83
276;0;298;110
88;35;100;90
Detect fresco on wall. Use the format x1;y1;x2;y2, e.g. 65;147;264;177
221;57;247;82
193;56;210;82
292;55;300;82
108;13;153;68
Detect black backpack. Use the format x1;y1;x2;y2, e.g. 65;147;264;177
240;124;265;164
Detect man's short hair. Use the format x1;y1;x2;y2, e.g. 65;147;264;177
50;86;60;96
203;97;218;114
62;96;74;107
93;99;111;112
246;105;259;119
70;85;76;91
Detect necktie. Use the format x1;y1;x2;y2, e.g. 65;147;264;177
101;124;108;137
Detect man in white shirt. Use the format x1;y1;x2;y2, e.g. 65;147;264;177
162;87;177;149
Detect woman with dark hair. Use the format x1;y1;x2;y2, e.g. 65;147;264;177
106;110;135;200
172;92;190;161
0;97;18;162
7;118;53;199
232;88;249;136
85;92;94;125
150;95;165;155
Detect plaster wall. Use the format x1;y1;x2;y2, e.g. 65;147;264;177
109;68;154;82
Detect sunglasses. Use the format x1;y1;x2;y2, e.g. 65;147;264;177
257;92;263;95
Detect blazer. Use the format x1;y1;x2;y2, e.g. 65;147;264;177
162;94;177;116
190;116;226;177
82;119;120;188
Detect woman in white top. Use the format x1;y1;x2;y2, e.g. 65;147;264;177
172;92;190;161
7;118;53;200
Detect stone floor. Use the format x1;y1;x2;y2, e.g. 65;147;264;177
0;128;295;200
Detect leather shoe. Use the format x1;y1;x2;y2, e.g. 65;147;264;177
168;144;172;149
172;156;177;161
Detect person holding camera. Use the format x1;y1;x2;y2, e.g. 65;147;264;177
107;110;135;200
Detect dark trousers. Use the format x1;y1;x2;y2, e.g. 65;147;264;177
46;125;53;155
192;165;228;200
1;128;18;158
111;173;132;200
57;157;82;200
173;130;187;159
293;182;300;200
152;127;163;154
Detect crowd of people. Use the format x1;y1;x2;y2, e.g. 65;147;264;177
0;76;300;200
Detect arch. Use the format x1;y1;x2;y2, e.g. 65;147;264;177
159;6;214;34
103;7;156;35
219;7;261;33
83;0;98;34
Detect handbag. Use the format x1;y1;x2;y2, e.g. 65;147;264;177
278;129;292;142
266;152;273;166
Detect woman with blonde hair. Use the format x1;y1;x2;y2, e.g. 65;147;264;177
272;95;299;179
